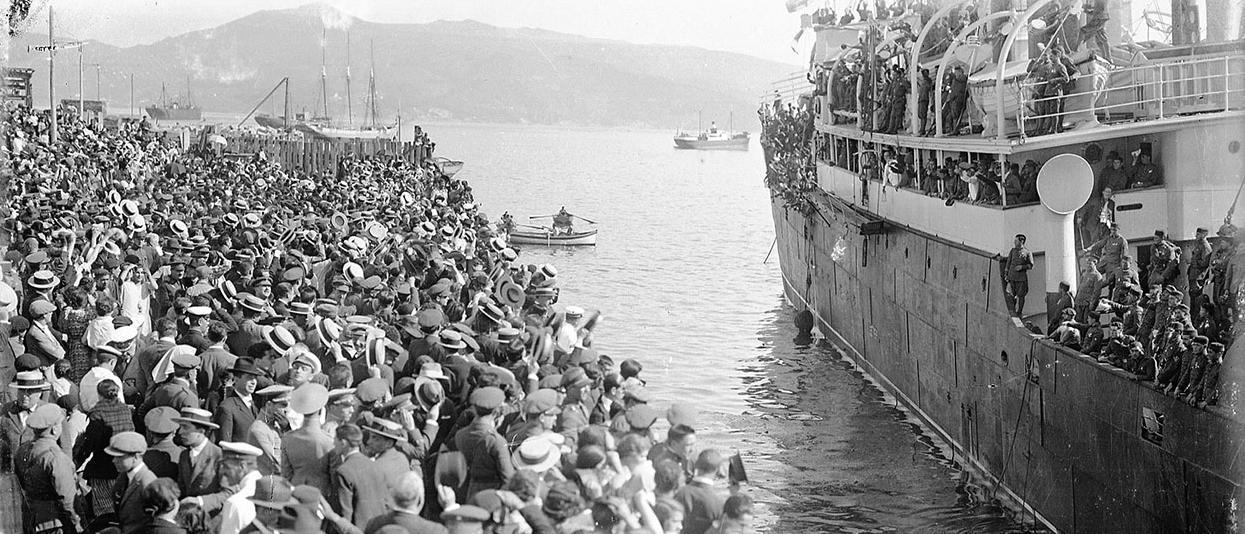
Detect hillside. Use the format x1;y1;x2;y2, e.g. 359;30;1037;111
7;4;798;129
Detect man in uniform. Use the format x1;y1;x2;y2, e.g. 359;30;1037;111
1187;227;1213;321
138;346;201;423
217;442;266;534
282;383;335;494
1005;234;1035;316
1085;223;1127;286
454;386;513;500
15;404;82;534
942;66;968;135
360;416;412;513
107;431;157;534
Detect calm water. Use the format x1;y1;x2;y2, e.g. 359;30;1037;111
422;123;1039;533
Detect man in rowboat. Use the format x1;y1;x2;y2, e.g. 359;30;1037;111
553;207;574;235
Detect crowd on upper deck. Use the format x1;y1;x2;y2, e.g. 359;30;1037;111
0;101;756;534
804;0;1118;139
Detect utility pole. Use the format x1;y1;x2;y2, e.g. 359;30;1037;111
129;73;134;117
48;7;56;142
78;44;83;115
94;63;101;100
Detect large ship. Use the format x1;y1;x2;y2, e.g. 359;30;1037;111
673;111;750;150
145;78;201;121
762;2;1243;533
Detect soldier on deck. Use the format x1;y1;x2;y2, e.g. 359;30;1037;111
15;404;82;534
1005;234;1035;317
941;66;968;135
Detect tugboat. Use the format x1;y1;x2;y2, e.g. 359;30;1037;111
673;111;750;150
762;2;1244;532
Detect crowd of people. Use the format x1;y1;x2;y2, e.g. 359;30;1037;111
1038;221;1238;409
0;102;755;534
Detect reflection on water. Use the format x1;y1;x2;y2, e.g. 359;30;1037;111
739;304;1047;533
426;123;1043;533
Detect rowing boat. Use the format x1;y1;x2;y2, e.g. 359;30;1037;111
508;229;598;246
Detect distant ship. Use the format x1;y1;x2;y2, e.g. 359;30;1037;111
299;32;396;141
145;78;201;121
673;112;749;150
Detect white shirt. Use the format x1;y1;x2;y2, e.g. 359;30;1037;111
79;366;124;412
188;438;209;459
554;321;578;354
218;470;263;534
83;317;115;351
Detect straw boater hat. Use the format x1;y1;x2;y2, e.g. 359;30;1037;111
315;318;342;344
263;325;297;354
27;270;60;290
171;407;220;430
512;436;561;473
237;293;267;313
361;417;406;441
9;370;49;390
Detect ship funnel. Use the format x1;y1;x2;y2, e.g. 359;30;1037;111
1036;154;1094;319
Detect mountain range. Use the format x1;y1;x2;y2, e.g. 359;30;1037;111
6;4;798;129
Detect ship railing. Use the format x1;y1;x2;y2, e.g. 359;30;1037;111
761;70;813;113
1014;53;1245;139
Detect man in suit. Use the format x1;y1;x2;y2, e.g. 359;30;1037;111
282;383;335;494
196;321;237;403
216;358;264;443
1;370;49;471
674;449;727;534
227;294;268;355
361;417;412;515
142;407;184;479
24;299;65;368
331;423;388;528
362;471;448;534
124;318;177;405
107;431;157;534
173;407;223;500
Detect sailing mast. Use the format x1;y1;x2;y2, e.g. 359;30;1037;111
186;75;193;107
346;32;353;126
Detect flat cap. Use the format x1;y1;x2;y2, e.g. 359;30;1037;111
29;299;56;316
144;406;180;434
27;404;66;430
105;431;148;456
356;378;389;404
624;404;660;430
172;350;201;369
524;388;561;415
469;386;505;410
561;367;591;389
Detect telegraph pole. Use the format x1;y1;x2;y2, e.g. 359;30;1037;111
129;73;134;117
78;44;84;115
94;63;101;100
48;7;56;142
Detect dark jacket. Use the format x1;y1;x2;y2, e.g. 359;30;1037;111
215;391;259;444
333;450;389;528
179;440;222;497
115;464;159;534
363;510;449;534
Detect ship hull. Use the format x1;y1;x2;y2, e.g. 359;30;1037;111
145;107;201;121
508;229;597;246
768;192;1241;533
295;123;395;141
254;114;289;129
673;136;749;150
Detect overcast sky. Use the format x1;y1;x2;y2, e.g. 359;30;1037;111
22;0;814;65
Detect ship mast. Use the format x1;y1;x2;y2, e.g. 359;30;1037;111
367;39;377;128
346;31;353;126
320;27;329;120
186;74;193;107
